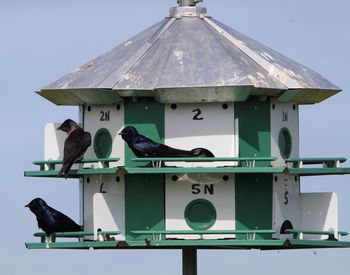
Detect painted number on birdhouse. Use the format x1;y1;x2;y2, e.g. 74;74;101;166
192;108;204;120
192;184;214;195
284;190;289;205
100;110;110;122
282;179;290;206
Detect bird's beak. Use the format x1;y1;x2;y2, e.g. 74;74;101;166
118;132;123;136
25;204;30;208
57;125;62;131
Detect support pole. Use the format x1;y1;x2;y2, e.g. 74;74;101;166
182;248;197;275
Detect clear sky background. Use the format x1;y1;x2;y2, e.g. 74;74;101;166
1;0;350;274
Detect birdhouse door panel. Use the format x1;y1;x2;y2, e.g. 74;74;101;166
44;123;68;170
83;104;124;167
164;103;235;167
83;174;125;239
301;192;338;240
272;175;301;239
165;174;235;239
93;193;125;240
271;101;299;166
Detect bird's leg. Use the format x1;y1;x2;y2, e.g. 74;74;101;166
44;235;50;243
144;161;154;167
144;161;167;167
76;156;84;168
45;234;55;243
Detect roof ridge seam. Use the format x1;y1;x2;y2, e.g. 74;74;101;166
203;17;299;89
97;18;177;90
152;20;183;90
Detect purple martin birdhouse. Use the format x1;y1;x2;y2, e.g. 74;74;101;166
25;0;350;253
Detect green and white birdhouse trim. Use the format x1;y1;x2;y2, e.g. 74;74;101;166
24;1;350;252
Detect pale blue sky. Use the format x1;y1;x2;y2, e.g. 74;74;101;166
1;0;350;274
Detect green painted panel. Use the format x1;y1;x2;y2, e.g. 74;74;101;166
124;98;164;167
24;167;118;178
25;241;119;249
235;174;273;240
139;239;286;248
287;168;350;176
130;229;276;235
234;100;272;239
124;99;165;241
26;238;350;250
234;100;271;166
125;167;284;174
125;174;165;241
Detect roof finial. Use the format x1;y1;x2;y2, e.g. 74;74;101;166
177;0;203;7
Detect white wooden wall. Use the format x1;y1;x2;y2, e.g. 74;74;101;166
165;173;235;239
82;104;125;239
93;193;125;240
270;101;299;166
272;174;301;239
164;103;236;167
301;192;338;240
44;123;68;171
83;104;125;167
83;173;125;240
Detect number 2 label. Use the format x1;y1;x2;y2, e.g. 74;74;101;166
192;108;204;120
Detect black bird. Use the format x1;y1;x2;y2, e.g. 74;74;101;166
119;126;214;158
25;198;81;235
57;119;91;179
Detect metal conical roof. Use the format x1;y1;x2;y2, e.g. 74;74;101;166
38;5;340;105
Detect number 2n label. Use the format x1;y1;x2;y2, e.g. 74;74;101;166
100;111;110;121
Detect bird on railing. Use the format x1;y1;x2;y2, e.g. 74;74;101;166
25;198;82;236
119;126;214;158
57;119;91;179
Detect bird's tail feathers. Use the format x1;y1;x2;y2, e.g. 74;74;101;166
161;147;215;158
163;148;194;157
57;168;64;178
190;148;215;157
58;163;74;179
